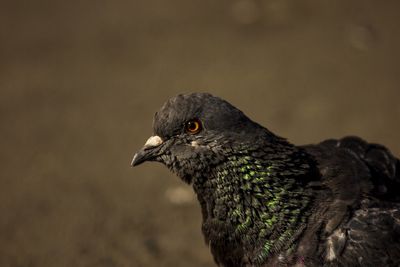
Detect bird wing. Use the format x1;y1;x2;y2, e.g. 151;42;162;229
324;136;400;201
336;204;400;266
301;136;400;266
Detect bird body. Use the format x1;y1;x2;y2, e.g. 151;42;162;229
132;93;400;266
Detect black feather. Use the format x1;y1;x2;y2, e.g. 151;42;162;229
132;93;400;266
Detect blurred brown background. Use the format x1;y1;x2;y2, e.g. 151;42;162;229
0;0;399;266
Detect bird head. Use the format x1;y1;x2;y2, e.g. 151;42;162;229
131;93;277;183
131;93;316;265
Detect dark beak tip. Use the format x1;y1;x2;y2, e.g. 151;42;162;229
130;153;139;167
130;150;149;167
131;140;163;168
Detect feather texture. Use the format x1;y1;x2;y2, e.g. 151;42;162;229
132;93;400;266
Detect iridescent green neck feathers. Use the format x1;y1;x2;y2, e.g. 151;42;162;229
193;145;314;265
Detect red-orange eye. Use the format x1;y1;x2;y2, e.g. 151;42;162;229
185;119;202;134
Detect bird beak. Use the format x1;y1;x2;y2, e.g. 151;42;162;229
131;135;164;167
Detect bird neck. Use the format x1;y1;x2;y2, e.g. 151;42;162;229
193;143;315;265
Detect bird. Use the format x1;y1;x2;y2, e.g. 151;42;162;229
131;93;400;267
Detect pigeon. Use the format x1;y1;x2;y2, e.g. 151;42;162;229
131;93;400;267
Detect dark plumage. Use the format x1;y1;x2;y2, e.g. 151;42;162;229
131;93;400;267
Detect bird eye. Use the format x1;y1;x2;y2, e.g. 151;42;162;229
185;119;202;134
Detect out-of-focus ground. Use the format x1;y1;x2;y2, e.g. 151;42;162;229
0;0;399;266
